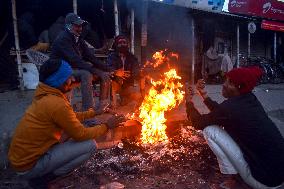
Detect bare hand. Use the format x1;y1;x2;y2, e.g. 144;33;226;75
186;86;194;102
106;114;126;129
196;79;208;99
114;69;131;80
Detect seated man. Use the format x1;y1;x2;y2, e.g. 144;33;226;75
8;59;125;189
50;13;111;110
186;67;284;189
107;35;144;108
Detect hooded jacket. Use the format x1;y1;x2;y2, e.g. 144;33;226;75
8;83;108;172
50;29;106;73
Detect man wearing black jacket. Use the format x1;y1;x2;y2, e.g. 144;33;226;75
50;13;111;110
107;35;144;108
186;67;284;189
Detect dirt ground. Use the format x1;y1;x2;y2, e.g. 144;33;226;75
0;121;251;189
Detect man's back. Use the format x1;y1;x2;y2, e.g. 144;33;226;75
219;93;284;186
8;83;70;171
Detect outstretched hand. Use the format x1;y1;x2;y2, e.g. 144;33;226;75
186;85;195;102
196;79;208;99
106;114;126;129
114;69;131;80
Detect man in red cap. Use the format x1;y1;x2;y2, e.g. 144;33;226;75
186;66;284;189
107;35;144;108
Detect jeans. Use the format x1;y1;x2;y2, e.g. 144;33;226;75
203;125;283;189
73;69;111;111
19;140;97;179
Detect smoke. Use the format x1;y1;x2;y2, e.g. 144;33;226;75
125;0;193;78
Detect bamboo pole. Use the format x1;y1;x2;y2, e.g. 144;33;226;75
130;9;135;54
141;0;148;65
11;0;24;90
114;0;119;36
191;18;195;85
248;32;251;57
73;0;78;14
237;24;240;68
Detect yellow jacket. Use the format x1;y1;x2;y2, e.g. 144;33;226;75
8;83;108;171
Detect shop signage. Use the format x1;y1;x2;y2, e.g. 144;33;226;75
228;0;284;21
261;20;284;32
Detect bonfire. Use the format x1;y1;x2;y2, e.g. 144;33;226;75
139;50;185;144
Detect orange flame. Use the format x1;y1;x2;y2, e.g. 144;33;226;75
139;68;185;144
144;50;178;69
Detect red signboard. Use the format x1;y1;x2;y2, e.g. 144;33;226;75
228;0;284;21
261;20;284;32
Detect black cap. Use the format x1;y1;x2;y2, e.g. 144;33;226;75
65;13;86;25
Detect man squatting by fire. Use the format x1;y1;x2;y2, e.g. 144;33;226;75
186;66;284;189
8;59;126;189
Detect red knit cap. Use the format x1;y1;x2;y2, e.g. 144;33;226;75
225;66;263;94
113;35;128;48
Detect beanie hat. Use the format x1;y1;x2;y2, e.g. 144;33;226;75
226;66;263;94
44;60;73;88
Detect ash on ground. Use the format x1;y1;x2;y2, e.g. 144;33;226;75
51;125;230;189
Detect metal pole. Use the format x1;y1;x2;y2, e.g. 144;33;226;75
248;32;251;57
11;0;24;90
237;24;240;68
130;9;135;54
274;32;277;63
73;0;78;14
191;18;195;85
114;0;119;36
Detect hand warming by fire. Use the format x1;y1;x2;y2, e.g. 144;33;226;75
138;50;185;144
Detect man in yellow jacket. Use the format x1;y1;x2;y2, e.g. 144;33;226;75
8;59;125;188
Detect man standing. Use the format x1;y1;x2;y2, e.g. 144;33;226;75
8;59;125;188
186;67;284;189
50;13;111;110
107;35;144;108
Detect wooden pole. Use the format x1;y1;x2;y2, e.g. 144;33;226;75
11;0;24;90
114;0;119;36
141;0;148;65
191;18;195;85
73;0;78;14
130;9;135;54
237;24;240;68
248;32;251;57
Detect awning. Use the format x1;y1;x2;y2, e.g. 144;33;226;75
261;20;284;32
150;0;225;12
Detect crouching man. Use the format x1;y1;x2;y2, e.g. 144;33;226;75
8;59;125;188
186;67;284;189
